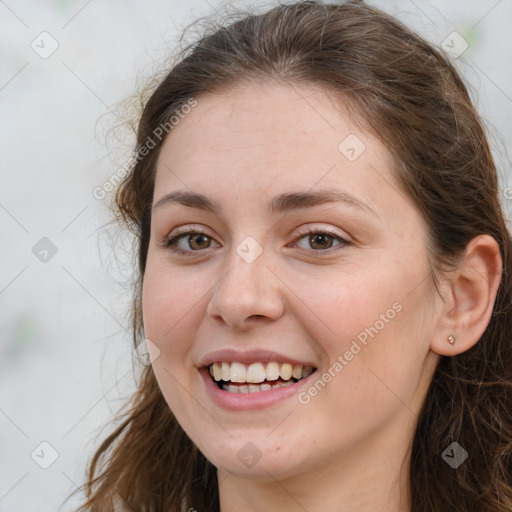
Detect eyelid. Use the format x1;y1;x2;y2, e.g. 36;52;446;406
167;224;211;238
164;223;349;242
293;223;350;241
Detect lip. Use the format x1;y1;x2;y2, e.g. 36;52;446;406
198;366;318;411
196;348;317;368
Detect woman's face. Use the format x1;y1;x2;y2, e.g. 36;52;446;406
142;82;442;481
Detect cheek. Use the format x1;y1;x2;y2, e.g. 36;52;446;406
141;259;206;361
290;262;430;405
141;262;205;424
287;264;405;353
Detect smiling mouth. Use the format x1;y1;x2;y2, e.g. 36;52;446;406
208;361;317;393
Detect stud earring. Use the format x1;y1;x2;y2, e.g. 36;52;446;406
447;335;456;345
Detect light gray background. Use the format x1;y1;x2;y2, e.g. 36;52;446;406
1;0;511;510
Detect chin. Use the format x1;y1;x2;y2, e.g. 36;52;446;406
196;433;311;481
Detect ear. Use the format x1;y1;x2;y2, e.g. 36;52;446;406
431;234;503;356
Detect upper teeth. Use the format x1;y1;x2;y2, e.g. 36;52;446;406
209;361;314;383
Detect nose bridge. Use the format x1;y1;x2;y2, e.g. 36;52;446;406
206;234;285;328
215;234;268;304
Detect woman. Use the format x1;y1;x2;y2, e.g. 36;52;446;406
69;1;512;510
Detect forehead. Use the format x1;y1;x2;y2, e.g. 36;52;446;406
153;82;407;219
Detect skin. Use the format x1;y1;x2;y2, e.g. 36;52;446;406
142;81;502;512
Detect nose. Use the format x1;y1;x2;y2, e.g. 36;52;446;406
205;243;285;331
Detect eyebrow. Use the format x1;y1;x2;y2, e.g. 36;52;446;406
152;189;378;217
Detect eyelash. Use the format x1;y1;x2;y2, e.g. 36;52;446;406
161;226;351;256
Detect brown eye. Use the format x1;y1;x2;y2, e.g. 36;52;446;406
164;230;219;255
307;233;335;250
294;228;350;252
186;233;211;250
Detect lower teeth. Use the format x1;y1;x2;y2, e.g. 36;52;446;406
220;379;298;393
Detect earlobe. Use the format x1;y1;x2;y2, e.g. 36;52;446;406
430;234;502;357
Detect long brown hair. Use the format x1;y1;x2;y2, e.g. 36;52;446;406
66;1;512;510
